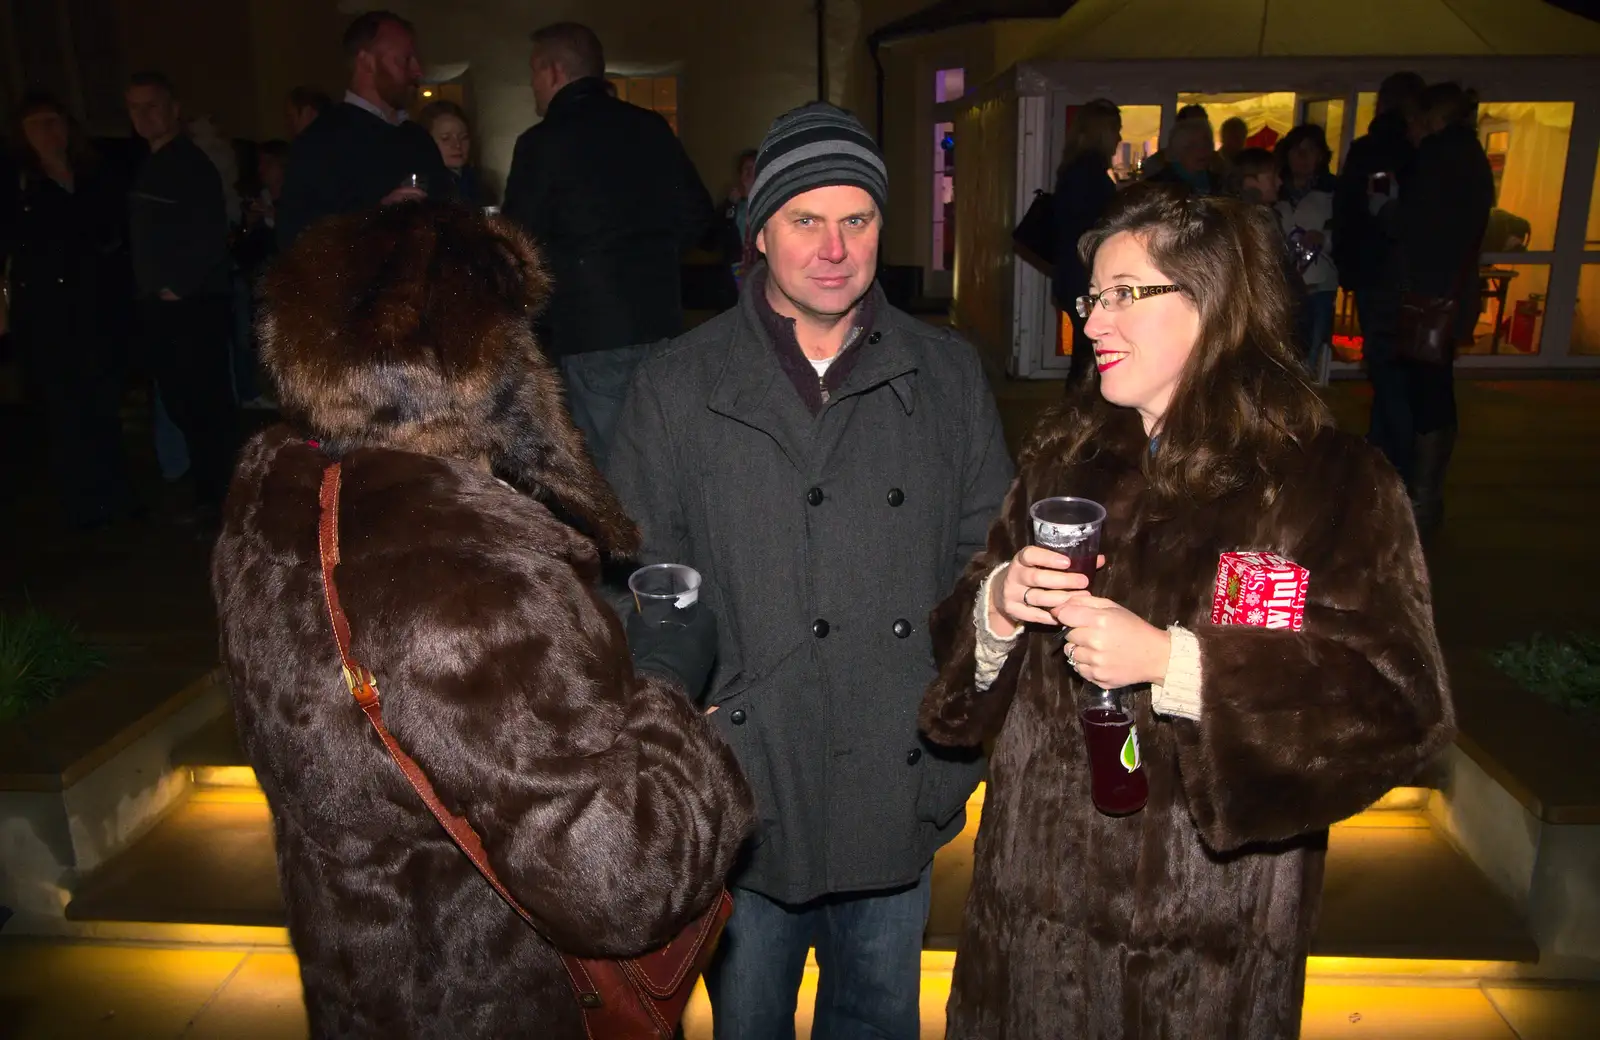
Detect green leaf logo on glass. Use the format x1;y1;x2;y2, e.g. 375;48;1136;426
1120;730;1141;773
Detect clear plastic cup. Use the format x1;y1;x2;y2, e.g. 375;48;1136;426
1029;496;1106;577
628;564;702;628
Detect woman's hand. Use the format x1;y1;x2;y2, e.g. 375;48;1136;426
988;547;1104;638
1054;596;1172;689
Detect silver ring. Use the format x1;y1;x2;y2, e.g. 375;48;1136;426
1022;587;1034;608
1066;644;1079;669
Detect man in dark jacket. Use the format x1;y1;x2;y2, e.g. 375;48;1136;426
275;10;450;249
1395;82;1495;529
125;71;237;520
1333;71;1422;477
502;22;716;467
606;103;1014;1039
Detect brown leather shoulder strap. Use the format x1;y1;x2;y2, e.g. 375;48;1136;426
315;462;601;1008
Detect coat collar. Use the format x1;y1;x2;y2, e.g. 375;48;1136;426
709;271;917;425
544;77;610;119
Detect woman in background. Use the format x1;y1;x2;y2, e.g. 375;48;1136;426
1275;123;1339;378
419;100;485;206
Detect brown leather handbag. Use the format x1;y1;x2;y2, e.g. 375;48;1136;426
315;461;732;1039
1395;291;1457;366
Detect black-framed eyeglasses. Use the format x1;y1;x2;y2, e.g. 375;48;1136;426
1074;284;1185;319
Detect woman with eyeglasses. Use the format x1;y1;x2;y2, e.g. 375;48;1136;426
921;181;1453;1038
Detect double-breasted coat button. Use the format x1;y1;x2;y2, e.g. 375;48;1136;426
868;331;883;344
906;747;923;765
887;488;905;507
730;709;747;725
892;619;912;639
806;487;824;506
812;619;830;638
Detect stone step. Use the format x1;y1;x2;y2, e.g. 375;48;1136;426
65;786;1536;968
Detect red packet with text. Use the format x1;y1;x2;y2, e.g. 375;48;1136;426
1211;552;1309;631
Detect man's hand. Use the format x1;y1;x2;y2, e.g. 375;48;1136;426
380;186;427;206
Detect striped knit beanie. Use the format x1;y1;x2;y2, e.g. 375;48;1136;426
746;103;888;246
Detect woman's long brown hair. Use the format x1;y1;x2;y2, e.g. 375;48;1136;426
1021;181;1329;508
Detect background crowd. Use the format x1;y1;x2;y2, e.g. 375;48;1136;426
1043;72;1493;530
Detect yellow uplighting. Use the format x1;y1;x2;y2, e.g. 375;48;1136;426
190;765;260;790
421;89;434;97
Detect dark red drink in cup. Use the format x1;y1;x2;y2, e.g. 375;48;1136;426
1080;691;1148;815
1029;496;1106;578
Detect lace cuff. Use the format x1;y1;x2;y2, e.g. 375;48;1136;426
973;563;1021;691
1150;624;1202;721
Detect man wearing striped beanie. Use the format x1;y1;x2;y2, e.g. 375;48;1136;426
607;103;1011;1038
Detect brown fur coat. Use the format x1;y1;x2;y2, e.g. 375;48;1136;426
213;203;754;1038
921;410;1454;1039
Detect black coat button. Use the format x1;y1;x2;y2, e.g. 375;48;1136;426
906;747;923;765
812;619;830;638
806;487;824;506
887;488;905;507
730;709;747;725
893;619;912;639
868;331;883;344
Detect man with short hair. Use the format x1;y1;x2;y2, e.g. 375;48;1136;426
606;102;1013;1038
125;71;238;522
502;22;716;466
285;86;331;138
276;10;449;247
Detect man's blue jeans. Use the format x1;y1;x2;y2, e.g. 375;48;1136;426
704;867;932;1040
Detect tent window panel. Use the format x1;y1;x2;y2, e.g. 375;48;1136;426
1302;99;1346;170
1466;263;1550;356
1353;93;1378;149
1175;92;1297;152
1118;105;1162;182
1575;264;1600;356
1478;102;1572;253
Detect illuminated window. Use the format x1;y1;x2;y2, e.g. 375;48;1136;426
609;75;678;134
1574;264;1600;356
932;69;963;273
1116;105;1163;182
1354;93;1378;147
1302;98;1347;170
1477;102;1573;253
1465;264;1550;356
1176;92;1298;153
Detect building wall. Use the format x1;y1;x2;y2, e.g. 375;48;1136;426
112;0;259;137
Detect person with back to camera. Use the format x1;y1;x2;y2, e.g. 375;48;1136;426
212;200;754;1038
921;181;1454;1039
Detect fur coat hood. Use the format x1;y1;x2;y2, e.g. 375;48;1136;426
257;199;637;558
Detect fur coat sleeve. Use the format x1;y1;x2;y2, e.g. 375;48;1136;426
379;540;754;956
1171;441;1453;853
